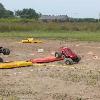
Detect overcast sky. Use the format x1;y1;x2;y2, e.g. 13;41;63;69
0;0;100;18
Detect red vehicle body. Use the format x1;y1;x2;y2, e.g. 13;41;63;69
55;47;81;65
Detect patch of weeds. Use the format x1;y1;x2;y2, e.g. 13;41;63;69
49;72;61;79
77;96;89;100
69;74;82;82
52;93;68;100
6;96;20;100
0;96;3;100
86;79;97;86
85;70;100;86
52;93;86;100
0;95;19;100
63;71;82;83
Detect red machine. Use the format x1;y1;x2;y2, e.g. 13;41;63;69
55;47;81;65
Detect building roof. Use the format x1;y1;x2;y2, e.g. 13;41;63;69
39;15;68;20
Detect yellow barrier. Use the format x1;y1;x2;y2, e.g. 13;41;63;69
0;61;33;69
27;38;33;41
21;38;42;43
21;40;33;43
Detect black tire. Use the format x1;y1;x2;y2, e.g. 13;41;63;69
62;54;66;59
75;56;81;63
0;57;3;63
2;48;10;55
55;52;62;58
64;58;73;65
0;47;3;53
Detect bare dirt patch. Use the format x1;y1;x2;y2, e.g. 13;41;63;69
0;38;100;100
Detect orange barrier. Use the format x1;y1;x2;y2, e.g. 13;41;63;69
30;56;63;63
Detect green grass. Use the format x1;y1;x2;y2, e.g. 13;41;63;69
0;31;100;41
0;18;100;42
0;18;100;32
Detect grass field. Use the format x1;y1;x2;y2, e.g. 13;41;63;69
0;18;100;41
0;18;100;32
0;31;100;41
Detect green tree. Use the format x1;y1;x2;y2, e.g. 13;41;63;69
4;10;14;17
15;8;40;19
0;3;14;18
0;3;5;18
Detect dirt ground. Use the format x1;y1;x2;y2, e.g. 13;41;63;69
0;38;100;100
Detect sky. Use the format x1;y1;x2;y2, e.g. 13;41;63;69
0;0;100;18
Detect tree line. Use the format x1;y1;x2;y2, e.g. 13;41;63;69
0;3;99;22
0;3;40;19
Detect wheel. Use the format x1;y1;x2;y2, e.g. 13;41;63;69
0;57;3;63
0;47;3;53
75;56;81;63
55;52;62;58
64;58;73;65
62;54;66;59
2;48;10;55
